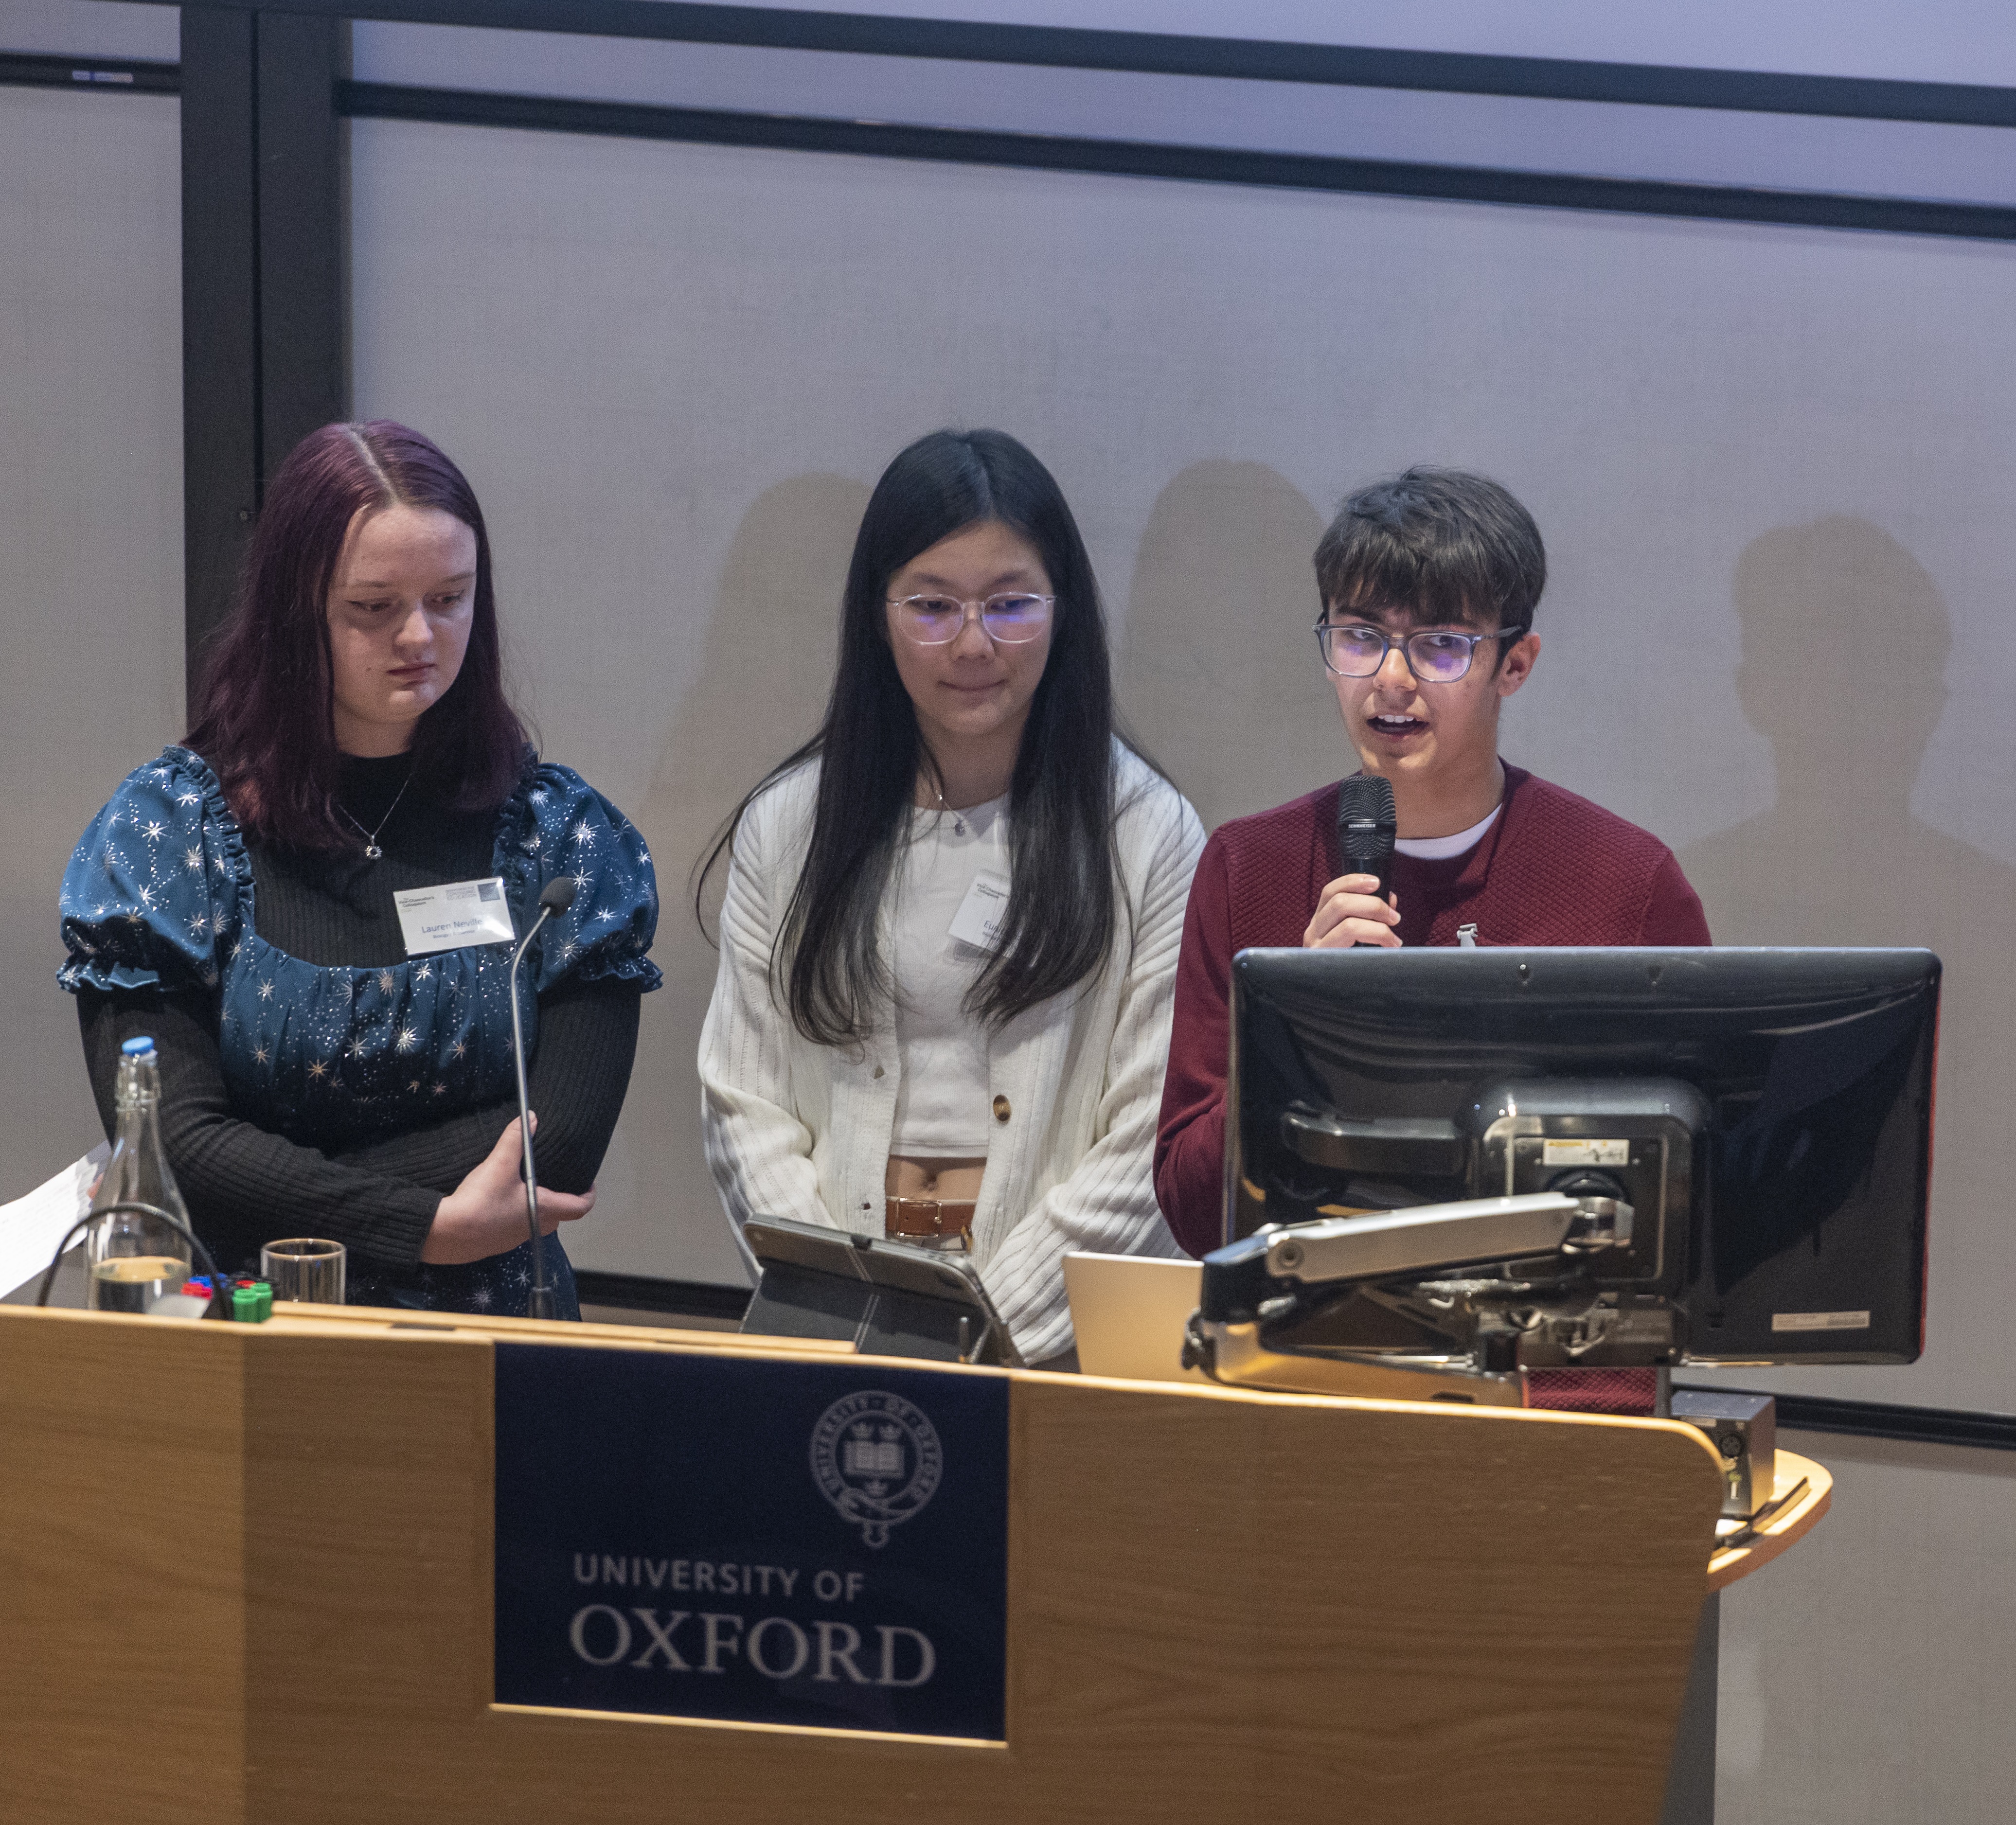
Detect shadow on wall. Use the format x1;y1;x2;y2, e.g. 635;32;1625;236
1680;517;2014;1380
1117;461;1343;832
1679;515;2009;944
625;473;871;1285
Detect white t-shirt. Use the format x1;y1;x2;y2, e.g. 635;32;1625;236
1392;804;1501;861
890;794;1010;1156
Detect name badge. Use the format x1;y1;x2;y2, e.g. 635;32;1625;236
394;876;517;957
946;869;1012;952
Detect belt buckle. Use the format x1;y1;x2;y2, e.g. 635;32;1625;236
891;1195;972;1252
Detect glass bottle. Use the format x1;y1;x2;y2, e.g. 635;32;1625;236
86;1036;194;1314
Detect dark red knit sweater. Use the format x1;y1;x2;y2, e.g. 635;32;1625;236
1154;763;1711;1259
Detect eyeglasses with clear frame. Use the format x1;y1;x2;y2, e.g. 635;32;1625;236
1313;620;1525;683
888;593;1055;646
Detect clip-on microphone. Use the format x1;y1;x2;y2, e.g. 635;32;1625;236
1335;773;1398;928
509;875;578;1320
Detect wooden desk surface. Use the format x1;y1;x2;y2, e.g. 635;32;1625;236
166;1301;1837;1603
327;1303;1822;1592
256;1298;857;1354
1708;1450;1833;1591
0;1303;1763;1825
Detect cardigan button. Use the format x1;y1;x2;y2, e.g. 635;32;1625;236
992;1095;1011;1123
872;1065;885;1079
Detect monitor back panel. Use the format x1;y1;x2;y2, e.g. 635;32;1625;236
1230;946;1938;1365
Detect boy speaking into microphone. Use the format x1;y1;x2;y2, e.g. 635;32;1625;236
1154;468;1709;1262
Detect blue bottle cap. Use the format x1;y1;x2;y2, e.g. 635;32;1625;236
121;1037;157;1056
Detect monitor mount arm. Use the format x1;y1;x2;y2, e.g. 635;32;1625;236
1182;1190;1638;1406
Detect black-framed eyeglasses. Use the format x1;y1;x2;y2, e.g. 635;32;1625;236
1313;620;1525;683
889;593;1055;646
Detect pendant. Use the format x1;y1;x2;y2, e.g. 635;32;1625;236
954;817;967;837
363;842;383;861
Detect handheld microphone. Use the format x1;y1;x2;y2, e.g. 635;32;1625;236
509;875;578;1320
1335;774;1397;925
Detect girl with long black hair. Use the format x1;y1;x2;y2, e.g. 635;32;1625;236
698;429;1203;1364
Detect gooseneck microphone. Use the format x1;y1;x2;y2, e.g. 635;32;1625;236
509;875;578;1320
1335;773;1398;931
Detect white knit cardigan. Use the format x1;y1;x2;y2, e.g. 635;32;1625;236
698;741;1205;1361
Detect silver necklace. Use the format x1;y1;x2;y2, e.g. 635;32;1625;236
932;778;967;837
336;772;414;861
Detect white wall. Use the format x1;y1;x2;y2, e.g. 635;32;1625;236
0;0;175;59
650;0;2016;88
9;0;1991;81
348;123;2016;1398
354;21;2016;209
0;78;183;1194
1720;1429;2016;1823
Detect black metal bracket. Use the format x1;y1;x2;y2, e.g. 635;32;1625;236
179;7;348;710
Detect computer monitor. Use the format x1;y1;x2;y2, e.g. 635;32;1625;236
1227;946;1937;1367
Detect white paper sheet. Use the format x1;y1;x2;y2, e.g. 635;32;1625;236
0;1144;111;1299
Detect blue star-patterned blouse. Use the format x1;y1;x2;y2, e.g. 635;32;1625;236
57;746;661;1315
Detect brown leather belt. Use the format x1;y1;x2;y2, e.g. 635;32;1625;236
885;1196;976;1249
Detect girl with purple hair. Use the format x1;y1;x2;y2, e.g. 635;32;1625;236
57;421;659;1316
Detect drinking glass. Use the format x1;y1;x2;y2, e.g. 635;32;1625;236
261;1238;346;1305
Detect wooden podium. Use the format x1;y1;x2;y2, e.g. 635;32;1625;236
0;1303;1824;1825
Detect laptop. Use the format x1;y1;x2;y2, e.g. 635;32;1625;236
1062;1252;1212;1384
